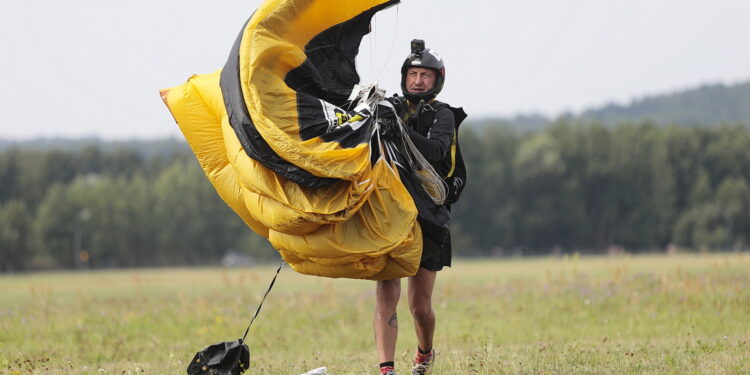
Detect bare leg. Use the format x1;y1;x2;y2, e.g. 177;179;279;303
408;268;437;352
374;278;401;363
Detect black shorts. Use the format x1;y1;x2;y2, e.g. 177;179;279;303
419;228;452;272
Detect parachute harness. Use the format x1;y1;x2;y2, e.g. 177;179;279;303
348;83;448;205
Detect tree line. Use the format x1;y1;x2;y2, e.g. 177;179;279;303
0;146;273;272
2;121;749;271
489;81;750;131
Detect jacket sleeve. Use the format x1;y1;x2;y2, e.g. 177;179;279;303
446;142;467;205
407;108;455;162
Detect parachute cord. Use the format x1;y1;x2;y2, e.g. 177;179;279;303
377;98;447;206
369;12;376;80
396;120;447;205
349;83;447;205
241;259;285;341
375;4;399;81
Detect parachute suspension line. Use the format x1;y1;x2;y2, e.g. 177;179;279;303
241;259;285;341
396;118;447;205
375;4;399;81
369;12;376;80
348;83;385;112
347;83;447;205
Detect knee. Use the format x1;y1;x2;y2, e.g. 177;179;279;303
409;301;434;322
377;279;401;297
376;279;401;311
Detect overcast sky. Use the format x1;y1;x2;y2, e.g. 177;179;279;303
1;0;749;140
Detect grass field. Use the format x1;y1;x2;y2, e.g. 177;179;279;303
1;253;749;375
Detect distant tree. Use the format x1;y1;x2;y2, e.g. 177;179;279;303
76;145;103;175
0;200;31;271
62;174;156;268
32;184;80;268
151;160;247;265
101;147;144;178
714;177;750;249
0;149;21;203
14;150;80;210
606;123;673;250
450;125;519;255
511;130;568;250
703;126;750;184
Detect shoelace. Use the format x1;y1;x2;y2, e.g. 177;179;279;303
414;352;432;364
412;351;432;375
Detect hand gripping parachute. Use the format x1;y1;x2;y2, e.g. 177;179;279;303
161;0;449;280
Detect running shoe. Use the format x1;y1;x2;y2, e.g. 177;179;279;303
411;349;434;375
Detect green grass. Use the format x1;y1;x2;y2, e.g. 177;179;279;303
1;253;749;374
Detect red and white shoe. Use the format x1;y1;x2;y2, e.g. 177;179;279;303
411;349;434;375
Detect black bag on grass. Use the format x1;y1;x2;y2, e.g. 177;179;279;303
186;340;250;375
185;262;283;375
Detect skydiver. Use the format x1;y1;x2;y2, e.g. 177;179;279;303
374;39;467;375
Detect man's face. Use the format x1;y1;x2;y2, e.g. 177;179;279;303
405;67;436;94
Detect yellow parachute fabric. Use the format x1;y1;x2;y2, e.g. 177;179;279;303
161;0;423;280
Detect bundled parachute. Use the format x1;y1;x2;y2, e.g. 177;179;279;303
161;0;449;280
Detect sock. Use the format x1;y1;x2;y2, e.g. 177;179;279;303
418;347;432;355
415;347;433;364
379;361;395;374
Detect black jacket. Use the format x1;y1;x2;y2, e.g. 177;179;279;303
389;96;468;205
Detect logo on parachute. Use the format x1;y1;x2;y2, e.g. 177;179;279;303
320;100;366;132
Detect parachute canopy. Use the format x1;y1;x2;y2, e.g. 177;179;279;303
161;0;449;280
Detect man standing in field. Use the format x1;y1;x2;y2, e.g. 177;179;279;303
373;39;467;375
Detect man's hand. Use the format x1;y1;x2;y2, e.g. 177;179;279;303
377;105;401;141
385;94;404;113
445;176;465;204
